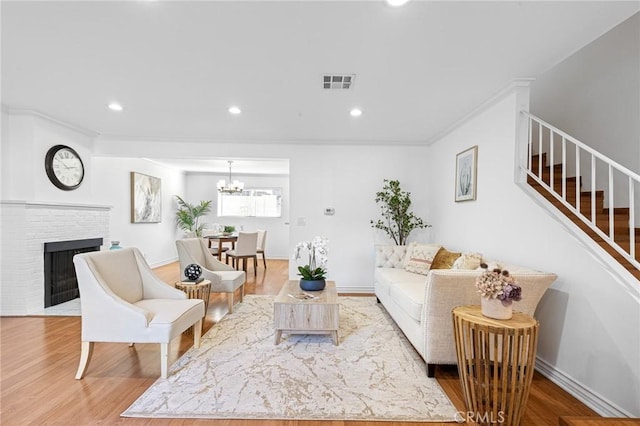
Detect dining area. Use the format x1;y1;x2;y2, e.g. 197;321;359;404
203;228;268;276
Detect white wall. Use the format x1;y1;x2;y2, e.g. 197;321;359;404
185;172;290;259
94;138;431;292
1;113;96;203
427;88;640;417
92;157;185;266
530;13;640;211
0;111;112;314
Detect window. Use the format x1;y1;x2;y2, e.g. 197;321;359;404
217;188;282;217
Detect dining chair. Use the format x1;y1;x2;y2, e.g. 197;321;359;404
176;238;246;313
225;232;258;277
73;247;205;380
256;229;267;270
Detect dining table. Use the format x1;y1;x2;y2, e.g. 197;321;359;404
207;234;237;260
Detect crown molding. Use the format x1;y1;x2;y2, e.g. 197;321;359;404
1;105;99;138
425;78;536;146
95;133;430;146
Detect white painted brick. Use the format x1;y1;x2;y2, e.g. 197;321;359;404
1;202;110;315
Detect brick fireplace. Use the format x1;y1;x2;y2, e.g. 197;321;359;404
0;201;111;315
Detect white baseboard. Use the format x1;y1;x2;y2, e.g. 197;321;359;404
337;286;374;294
536;357;633;417
149;256;178;269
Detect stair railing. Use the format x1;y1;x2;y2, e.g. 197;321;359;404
521;111;639;270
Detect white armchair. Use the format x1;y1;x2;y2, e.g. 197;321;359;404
73;247;204;379
176;238;246;313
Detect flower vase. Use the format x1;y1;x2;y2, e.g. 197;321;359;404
299;279;326;291
481;297;513;320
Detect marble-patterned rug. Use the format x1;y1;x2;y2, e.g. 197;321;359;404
122;295;459;422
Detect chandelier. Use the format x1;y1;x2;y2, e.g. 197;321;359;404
217;160;244;194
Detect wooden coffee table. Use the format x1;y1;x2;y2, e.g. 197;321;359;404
274;280;339;345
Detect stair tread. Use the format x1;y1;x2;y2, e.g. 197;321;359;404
528;164;640;279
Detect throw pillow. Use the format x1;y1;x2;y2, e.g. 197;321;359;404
431;248;462;269
451;252;483;270
402;242;417;268
405;244;441;275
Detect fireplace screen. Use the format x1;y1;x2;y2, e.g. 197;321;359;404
44;238;103;307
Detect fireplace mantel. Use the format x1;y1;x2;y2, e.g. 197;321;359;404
1;200;112;210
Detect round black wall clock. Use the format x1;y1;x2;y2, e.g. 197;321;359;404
45;144;85;190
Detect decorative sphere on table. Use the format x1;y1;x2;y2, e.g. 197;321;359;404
184;264;202;281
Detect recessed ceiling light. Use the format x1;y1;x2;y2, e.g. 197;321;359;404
108;102;123;111
228;106;242;115
350;108;363;117
386;0;411;6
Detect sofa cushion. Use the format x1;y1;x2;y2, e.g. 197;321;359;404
431;248;461;269
375;267;427;322
405;244;441;275
375;267;425;287
389;281;426;322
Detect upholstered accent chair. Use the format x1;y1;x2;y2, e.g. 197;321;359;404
176;238;246;313
225;231;258;277
256;229;267;270
73;247;205;380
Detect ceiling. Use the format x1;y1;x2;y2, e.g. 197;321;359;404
2;1;638;152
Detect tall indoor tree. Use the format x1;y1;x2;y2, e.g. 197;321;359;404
370;179;430;245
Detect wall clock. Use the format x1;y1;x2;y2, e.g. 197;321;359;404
44;145;85;191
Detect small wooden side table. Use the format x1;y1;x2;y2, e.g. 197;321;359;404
452;305;539;426
175;279;211;334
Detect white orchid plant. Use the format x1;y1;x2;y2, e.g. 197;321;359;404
293;236;329;280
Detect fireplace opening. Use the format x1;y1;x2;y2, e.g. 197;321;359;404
44;238;103;307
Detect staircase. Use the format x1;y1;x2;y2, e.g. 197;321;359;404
522;112;640;281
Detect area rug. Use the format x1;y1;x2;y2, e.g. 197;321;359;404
122;295;458;422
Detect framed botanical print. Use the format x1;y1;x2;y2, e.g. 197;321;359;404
455;146;478;202
131;172;162;223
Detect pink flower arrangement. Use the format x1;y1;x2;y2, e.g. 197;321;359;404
475;264;522;306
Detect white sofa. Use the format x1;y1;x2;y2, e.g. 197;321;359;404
373;244;557;377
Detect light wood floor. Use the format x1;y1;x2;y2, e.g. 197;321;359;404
1;259;603;425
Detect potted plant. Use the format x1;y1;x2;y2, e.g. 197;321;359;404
174;195;212;237
223;225;235;236
475;264;522;319
293;236;329;291
370;179;430;245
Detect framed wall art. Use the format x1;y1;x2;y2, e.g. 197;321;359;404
131;172;162;223
455;146;478;202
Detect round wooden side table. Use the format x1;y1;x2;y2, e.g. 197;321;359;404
452;305;539;426
175;279;211;334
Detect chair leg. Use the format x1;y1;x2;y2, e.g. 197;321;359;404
253;256;257;277
262;252;267;269
160;343;169;379
242;258;247;272
227;292;234;313
75;341;94;380
240;284;244;302
193;319;202;348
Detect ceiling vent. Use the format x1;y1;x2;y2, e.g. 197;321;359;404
323;74;355;89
